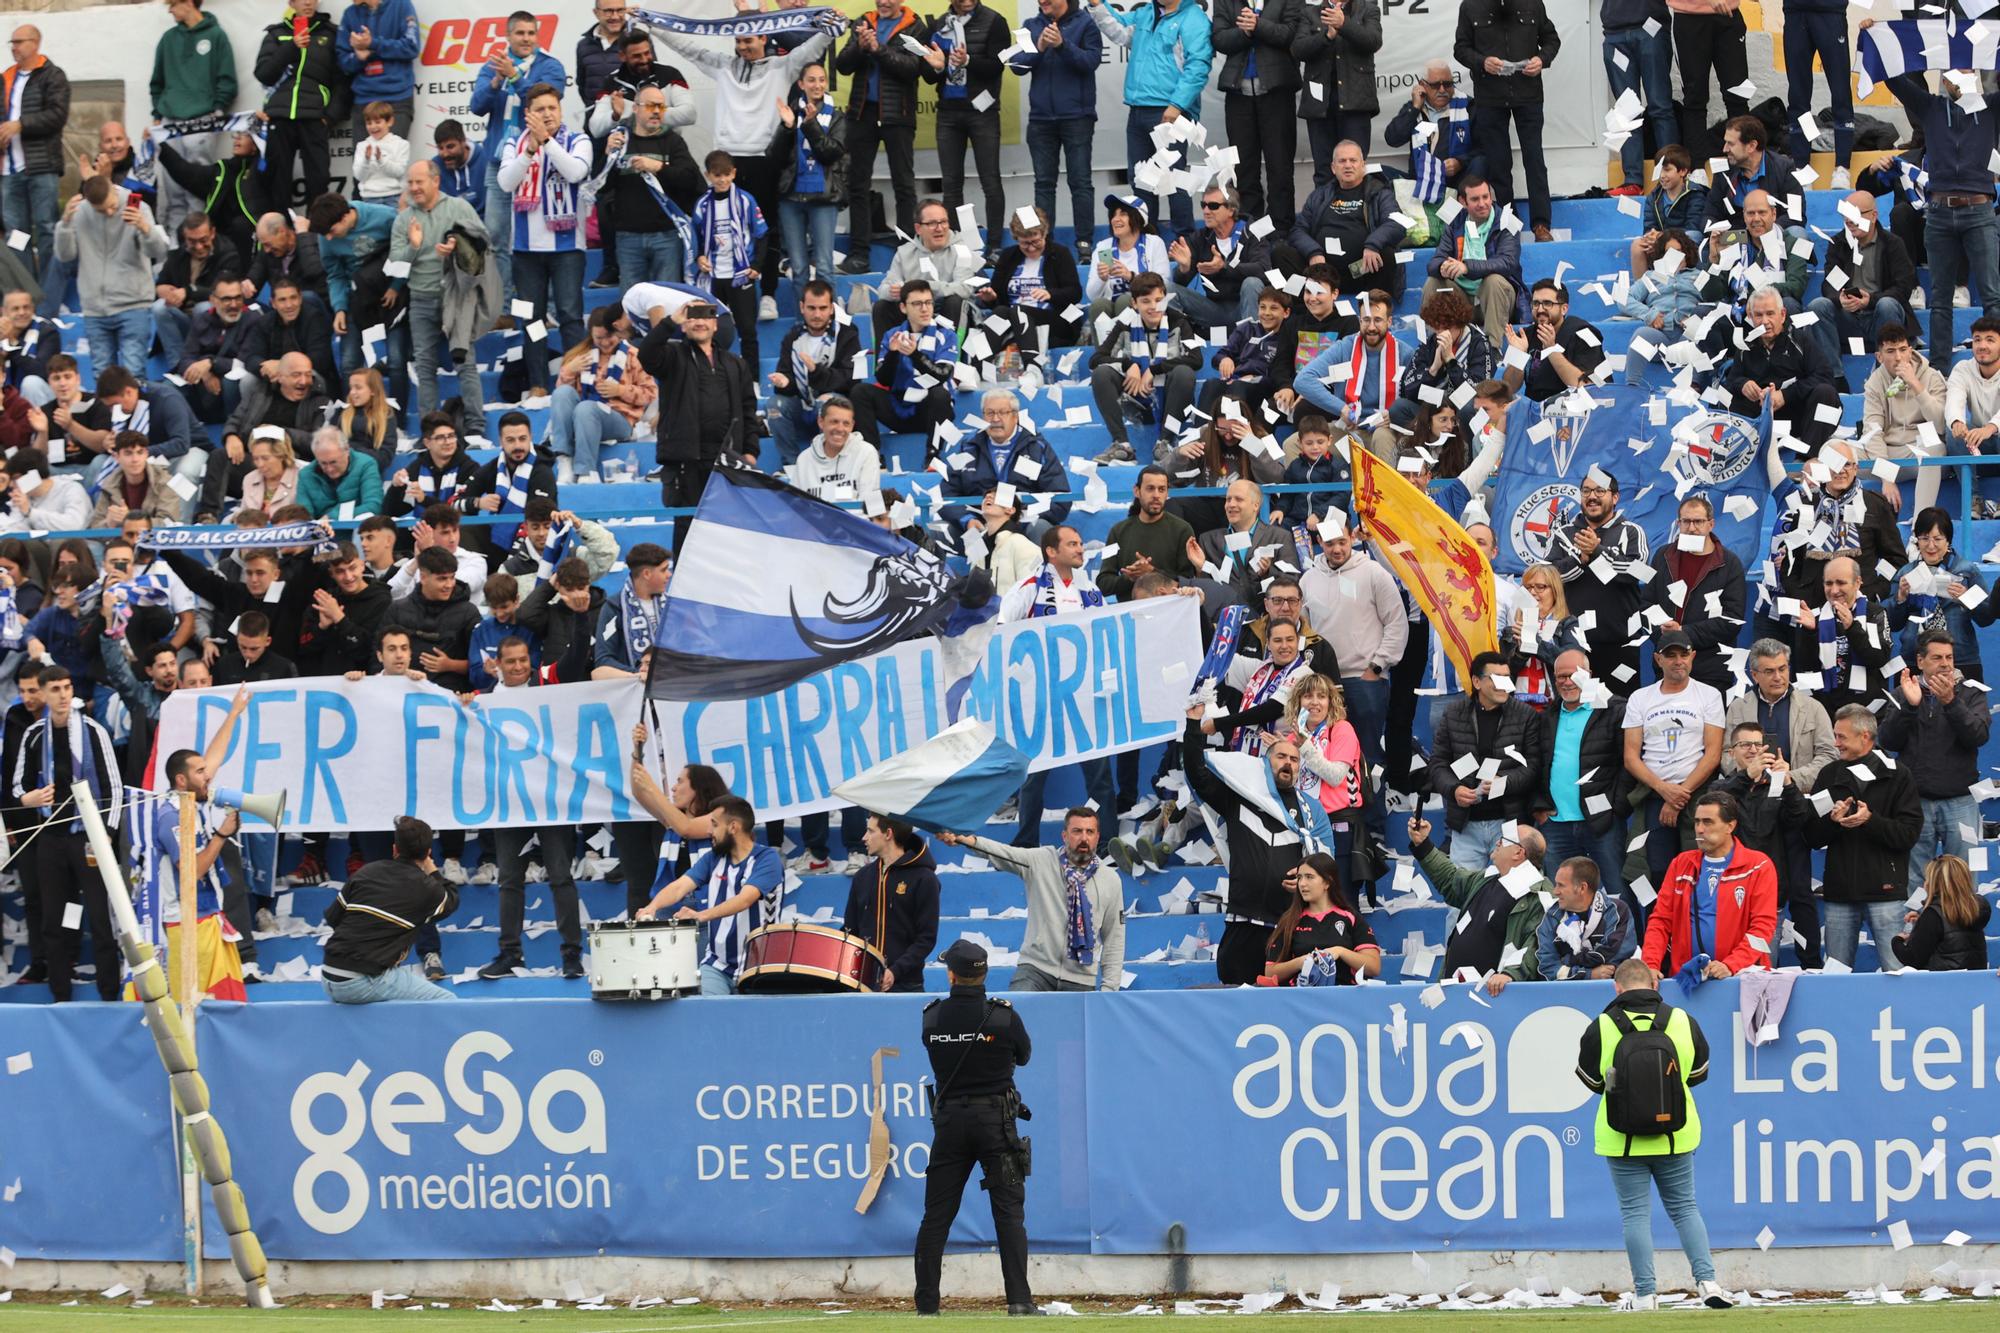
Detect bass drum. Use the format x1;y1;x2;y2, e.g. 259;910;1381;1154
587;921;700;1000
736;922;887;994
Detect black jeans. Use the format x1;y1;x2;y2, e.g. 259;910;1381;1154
844;103;917;254
714;278;762;370
39;829;116;1002
851;380;950;448
936;101;1005;251
1385;614;1431;795
614;819;666;919
1217;919;1272;986
265;118;332;211
1090;362;1196;445
1780;830;1822;969
731;151;783;299
1224;89;1299;228
659;459;715;550
495;825;582;958
1731;380;1842;449
1306;112;1377;189
1475;102;1550;229
1672;10;1750;158
913;1095;1030;1313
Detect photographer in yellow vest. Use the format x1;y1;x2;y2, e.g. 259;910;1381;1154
1575;957;1733;1312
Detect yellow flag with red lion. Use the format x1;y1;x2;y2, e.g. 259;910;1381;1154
1350;448;1499;691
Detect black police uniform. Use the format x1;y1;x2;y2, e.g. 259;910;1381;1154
914;940;1035;1315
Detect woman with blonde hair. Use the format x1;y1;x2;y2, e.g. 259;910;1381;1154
1892;854;1991;971
341;367;396;475
239;433;300;515
1506;561;1584;707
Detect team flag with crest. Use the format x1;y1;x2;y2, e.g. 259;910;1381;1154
1351;448;1499;691
648;467;959;702
1489;385;1771;576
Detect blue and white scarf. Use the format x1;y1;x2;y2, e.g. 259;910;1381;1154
34;711;110;833
1061;856;1097;967
414;458;465;504
536;519;579;584
1196;604;1248;685
1025;563;1105;619
620;581;665;660
133;110;266;187
496;457;537;515
104;570;177;640
1234;654;1307;754
694;186;768;293
1819;595;1868;679
508;125;589;238
1408;97;1472;206
0;582;23;651
587;138;697;261
137;520;336;556
631;5;846;39
578;344;633;403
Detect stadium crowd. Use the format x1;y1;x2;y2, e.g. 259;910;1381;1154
0;0;1994;1003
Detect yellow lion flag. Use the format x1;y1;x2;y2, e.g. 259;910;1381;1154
1350;448;1499;691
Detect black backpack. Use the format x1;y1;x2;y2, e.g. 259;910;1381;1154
1604;1006;1688;1138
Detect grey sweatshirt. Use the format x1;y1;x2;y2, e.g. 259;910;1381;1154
54;187;168;316
965;835;1126;990
388;193;487;297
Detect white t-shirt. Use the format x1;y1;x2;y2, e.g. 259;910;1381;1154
1624;679;1725;784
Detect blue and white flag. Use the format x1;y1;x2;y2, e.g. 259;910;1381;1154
1857;19;2000;98
831;718;1028;833
1489;385;1770;576
649;467;958;701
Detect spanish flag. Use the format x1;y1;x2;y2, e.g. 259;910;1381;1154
1351;449;1499;691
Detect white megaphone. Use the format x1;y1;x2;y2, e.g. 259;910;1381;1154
213;787;288;831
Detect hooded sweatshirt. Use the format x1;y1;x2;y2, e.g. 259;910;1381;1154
151;12;237;120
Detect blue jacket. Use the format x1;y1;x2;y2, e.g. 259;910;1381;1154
1276;452;1345;525
1093;0;1213;117
1916;88;2000;197
1535;888;1637;978
940;429;1072;531
1619;268;1705;329
1641;182;1708;235
320;201;398;313
336;0;422;103
1008;2;1102;122
1426;210;1525;315
1215;318;1281;382
468;47;567;145
434;145;489;208
1890;555;1998;668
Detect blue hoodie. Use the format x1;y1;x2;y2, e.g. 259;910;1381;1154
1091;0;1213;118
337;0;423;104
434;144;490;209
468;47;569;147
1007;1;1102;123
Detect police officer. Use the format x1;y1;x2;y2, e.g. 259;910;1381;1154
914;938;1037;1317
1575;957;1733;1312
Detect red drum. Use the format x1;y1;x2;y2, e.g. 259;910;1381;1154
736;923;887;994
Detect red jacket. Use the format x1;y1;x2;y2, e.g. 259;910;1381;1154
1643;841;1779;977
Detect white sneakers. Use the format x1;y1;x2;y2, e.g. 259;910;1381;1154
1697;1280;1733;1308
1620;1294;1658;1312
759;295;780;322
1829;166;1852;191
440;860;468;886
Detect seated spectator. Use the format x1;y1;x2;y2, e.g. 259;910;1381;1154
1854;147;1928;269
1169;185;1269;331
1293;288;1404;454
868;198;981;337
1892;854;1992;972
1891;509;1994;679
339;367;398;477
1200;285;1291;416
1859;326;1947;513
1804;191;1916;363
1160;414;1286;536
1382;59;1480;205
1085;194;1170;330
89;365;197;475
766;279;861;466
239;433;301;517
385;412;475;518
1421;175;1521;348
1535;856;1636;980
146;212;241;376
37;354;108;462
155;132;268;262
244;211;328;305
456;412;557;551
1768;441;1903;610
88;431;183;529
1628;144;1707;277
298;426;386;520
1703;114;1807;233
247;275;340;391
850;280;959;450
970;487;1044;593
1641;790;1778;982
1096;466;1198;599
1089;273;1201;465
172;276;260;425
1503;279;1607;402
1192;477;1292;607
1406;812;1546;992
1621;231;1710;388
977;205;1084;352
0;448;87;534
1795;555;1892;716
1281;140;1404;297
1275;415;1345;528
0;293;55;407
547;305;657;485
1264;851;1380;986
787;394;882;505
937;388;1070;535
1808;704;1921;971
1696;189;1807;314
1725;288;1842;450
1398;286;1495;427
1945;318;2000;459
201;354;331;522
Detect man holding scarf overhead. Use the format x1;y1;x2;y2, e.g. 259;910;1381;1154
10;666;123;1003
459;411;558;564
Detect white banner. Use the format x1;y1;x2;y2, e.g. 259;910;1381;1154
653;595;1201;822
41;0;1612;210
154;678;645;832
